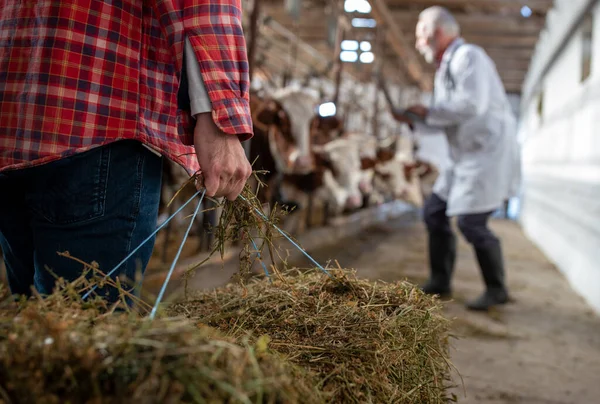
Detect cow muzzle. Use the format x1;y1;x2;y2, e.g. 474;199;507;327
293;154;314;174
345;193;363;210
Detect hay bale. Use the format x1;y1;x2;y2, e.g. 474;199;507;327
0;286;321;404
172;269;453;403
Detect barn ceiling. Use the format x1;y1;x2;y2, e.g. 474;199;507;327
252;0;554;94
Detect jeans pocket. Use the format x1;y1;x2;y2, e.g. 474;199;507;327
28;146;110;225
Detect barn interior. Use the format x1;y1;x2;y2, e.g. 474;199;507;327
1;1;600;403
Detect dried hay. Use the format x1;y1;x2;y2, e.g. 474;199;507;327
171;268;455;404
0;282;321;404
0;175;455;403
180;177;291;291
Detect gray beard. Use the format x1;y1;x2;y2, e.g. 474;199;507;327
419;47;436;64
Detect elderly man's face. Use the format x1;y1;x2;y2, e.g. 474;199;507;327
415;19;437;64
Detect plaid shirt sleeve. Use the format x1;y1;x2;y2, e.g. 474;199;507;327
184;0;253;141
152;0;253;143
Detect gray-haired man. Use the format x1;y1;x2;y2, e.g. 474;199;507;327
393;6;521;311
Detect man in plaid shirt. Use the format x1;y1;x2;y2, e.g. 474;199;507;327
0;0;253;301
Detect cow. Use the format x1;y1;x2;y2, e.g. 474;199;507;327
249;88;319;210
368;134;426;207
310;136;364;215
403;159;440;201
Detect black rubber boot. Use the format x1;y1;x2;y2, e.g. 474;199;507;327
421;232;456;297
466;242;509;311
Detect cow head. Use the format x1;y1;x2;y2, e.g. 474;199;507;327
269;88;320;174
375;136;398;163
313;138;364;212
373;159;410;201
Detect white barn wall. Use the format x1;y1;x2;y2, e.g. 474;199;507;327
519;1;600;313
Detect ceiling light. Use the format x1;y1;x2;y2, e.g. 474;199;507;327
318;102;337;117
340;51;359;62
351;18;377;28
341;40;359;51
521;6;532;18
360;52;374;64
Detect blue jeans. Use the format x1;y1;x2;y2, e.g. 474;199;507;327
0;140;162;302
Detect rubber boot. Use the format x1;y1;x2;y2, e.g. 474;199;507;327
421;232;456;297
466;242;509;311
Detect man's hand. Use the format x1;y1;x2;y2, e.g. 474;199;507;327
406;105;429;119
193;113;252;201
391;108;414;124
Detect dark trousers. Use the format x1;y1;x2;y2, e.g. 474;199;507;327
423;193;506;292
0;140;162;302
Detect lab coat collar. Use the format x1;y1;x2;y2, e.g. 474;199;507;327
437;37;465;69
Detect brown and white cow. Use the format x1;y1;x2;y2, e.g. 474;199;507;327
367;134;427;207
310;136;364;215
249;88;320;209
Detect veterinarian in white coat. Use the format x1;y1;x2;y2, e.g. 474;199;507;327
393;6;521;311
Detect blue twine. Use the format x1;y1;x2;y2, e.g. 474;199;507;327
249;236;271;281
238;195;332;278
150;189;206;319
82;189;202;301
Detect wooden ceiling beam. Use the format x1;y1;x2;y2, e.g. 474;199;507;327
486;48;535;59
379;54;529;74
491;60;532;71
294;29;540;49
369;0;430;90
380;48;534;61
397;32;540;48
385;0;553;15
389;10;546;34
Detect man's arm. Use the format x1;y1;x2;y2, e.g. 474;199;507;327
426;48;491;127
183;0;253;139
182;1;252;200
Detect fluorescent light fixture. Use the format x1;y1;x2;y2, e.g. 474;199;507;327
521;6;532;18
351;18;377;28
340;51;358;62
319;102;337;117
356;0;371;13
360;52;374;63
360;41;372;52
341;40;359;51
344;0;371;14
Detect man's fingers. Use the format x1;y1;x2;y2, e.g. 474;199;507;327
225;180;244;201
204;171;220;197
225;163;251;201
224;167;246;201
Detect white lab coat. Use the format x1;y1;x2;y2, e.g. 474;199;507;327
420;38;521;216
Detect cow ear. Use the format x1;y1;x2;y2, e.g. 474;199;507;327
360;157;377;170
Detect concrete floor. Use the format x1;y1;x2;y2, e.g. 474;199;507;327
286;219;600;404
154;217;600;404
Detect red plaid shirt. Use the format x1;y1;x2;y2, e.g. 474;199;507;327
0;0;253;174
